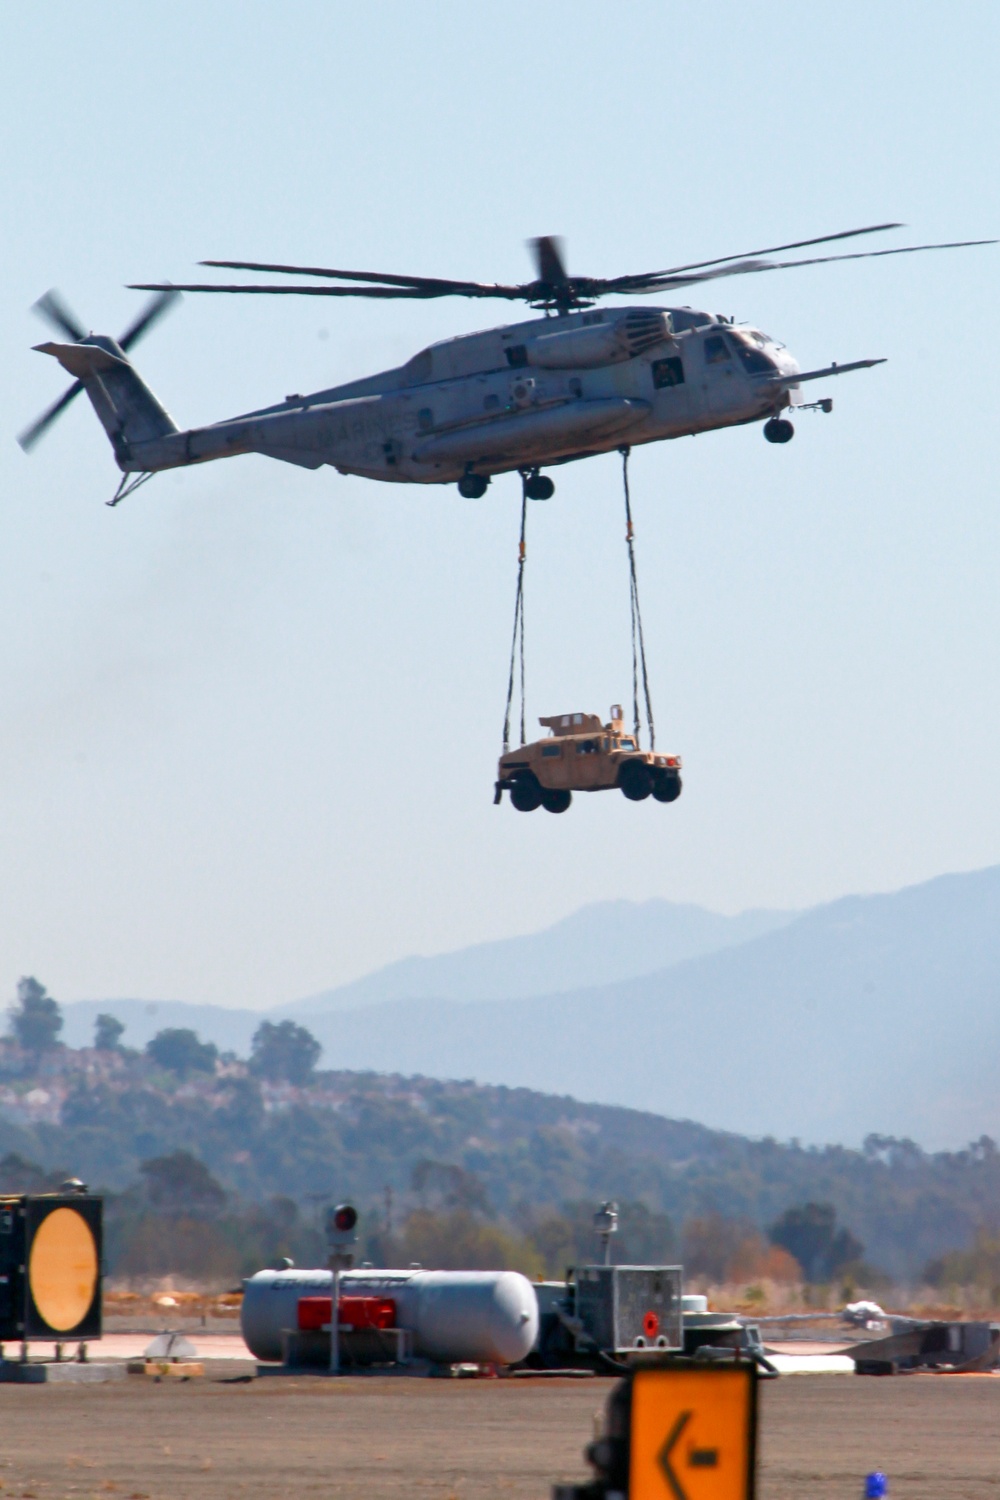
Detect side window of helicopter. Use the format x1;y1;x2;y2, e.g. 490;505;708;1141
703;334;732;365
417;408;434;430
505;345;529;368
651;356;685;389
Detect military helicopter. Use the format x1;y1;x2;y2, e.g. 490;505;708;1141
19;224;993;504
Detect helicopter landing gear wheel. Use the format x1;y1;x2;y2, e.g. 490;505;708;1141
619;761;653;801
523;471;555;501
541;788;571;814
458;473;489;498
763;418;794;444
652;772;682;803
510;774;542;812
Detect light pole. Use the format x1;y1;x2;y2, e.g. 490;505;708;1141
594;1201;619;1265
325;1203;358;1375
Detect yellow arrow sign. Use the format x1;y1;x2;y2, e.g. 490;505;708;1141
629;1366;757;1500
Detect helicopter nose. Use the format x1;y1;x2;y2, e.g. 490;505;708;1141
773;347;801;380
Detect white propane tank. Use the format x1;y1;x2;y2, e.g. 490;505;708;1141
241;1266;539;1366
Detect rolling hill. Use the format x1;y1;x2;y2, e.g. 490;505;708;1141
58;866;1000;1149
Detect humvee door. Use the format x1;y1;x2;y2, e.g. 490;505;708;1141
571;734;606;790
537;737;570;790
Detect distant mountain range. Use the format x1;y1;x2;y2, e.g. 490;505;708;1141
60;866;1000;1149
60;897;794;1051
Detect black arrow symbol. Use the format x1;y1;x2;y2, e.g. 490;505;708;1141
659;1411;691;1500
658;1412;719;1500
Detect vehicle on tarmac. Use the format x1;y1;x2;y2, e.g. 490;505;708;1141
495;705;681;813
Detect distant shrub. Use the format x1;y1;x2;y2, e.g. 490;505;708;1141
8;977;62;1054
769;1202;863;1283
94;1013;126;1051
400;1209;544;1278
924;1229;1000;1290
249;1020;321;1085
141;1150;226;1214
146;1028;218;1078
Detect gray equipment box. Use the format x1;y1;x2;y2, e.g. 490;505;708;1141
574;1265;682;1354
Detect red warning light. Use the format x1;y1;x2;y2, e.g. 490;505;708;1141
332;1204;357;1233
642;1310;660;1339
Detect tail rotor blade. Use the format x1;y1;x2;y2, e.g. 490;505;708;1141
119;287;181;352
32;289;87;343
17;381;84;452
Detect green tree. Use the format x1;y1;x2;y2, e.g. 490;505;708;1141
8;976;62;1054
94;1013;126;1051
768;1202;863;1282
140;1149;226;1214
146;1027;218;1078
411;1158;489;1213
924;1228;1000;1290
248;1020;321;1084
400;1208;543;1276
683;1213;757;1282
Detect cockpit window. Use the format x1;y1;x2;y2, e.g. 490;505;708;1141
704;334;732;365
730;331;777;374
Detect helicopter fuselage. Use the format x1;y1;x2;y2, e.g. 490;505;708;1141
112;304;805;485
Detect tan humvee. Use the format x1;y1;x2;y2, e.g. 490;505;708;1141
495;704;682;813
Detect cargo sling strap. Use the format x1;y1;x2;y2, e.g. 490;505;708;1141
502;477;529;752
621;446;656;750
501;456;656;754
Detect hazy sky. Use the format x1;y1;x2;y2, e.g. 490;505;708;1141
2;3;998;1011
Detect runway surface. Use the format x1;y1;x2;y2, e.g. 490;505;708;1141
0;1371;997;1500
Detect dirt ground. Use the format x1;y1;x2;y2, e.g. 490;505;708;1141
0;1373;997;1500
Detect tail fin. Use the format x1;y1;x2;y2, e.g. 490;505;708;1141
34;337;177;462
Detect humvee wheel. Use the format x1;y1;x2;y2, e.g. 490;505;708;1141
510;774;543;812
541;788;571;814
619;761;653;801
652;773;682;803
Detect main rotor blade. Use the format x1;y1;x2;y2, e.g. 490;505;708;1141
647;222;905;281
199;259;521;297
119;287;181;351
530;236;569;287
633;237;999;291
32;289;87;342
17;381;83;452
129;280;529;300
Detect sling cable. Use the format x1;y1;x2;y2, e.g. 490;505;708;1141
494;458;681;809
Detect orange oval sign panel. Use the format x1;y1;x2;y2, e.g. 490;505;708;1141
28;1207;99;1332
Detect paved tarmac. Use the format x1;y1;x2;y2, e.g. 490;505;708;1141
0;1369;996;1500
